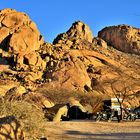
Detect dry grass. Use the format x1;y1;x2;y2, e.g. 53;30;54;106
0;88;110;139
0;97;47;140
37;88;109;113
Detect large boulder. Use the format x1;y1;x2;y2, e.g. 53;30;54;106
1;12;29;28
98;25;140;55
24;52;46;69
0;8;44;71
9;26;41;54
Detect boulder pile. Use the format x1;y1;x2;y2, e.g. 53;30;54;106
0;8;45;71
0;8;140;107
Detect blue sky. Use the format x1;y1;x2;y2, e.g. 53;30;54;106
0;0;140;42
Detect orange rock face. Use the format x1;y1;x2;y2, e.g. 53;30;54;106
53;21;93;47
98;25;140;55
0;8;140;107
0;8;44;70
51;51;91;91
0;27;9;42
9;26;40;54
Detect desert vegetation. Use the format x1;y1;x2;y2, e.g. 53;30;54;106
0;96;46;139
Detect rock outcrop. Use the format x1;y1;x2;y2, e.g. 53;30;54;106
0;8;45;71
47;50;92;91
98;25;140;55
53;21;93;50
0;8;140;107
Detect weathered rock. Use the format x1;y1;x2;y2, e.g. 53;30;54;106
1;12;29;28
0;8;16;16
0;8;140;107
66;21;93;43
53;21;93;48
0;80;20;96
51;51;92;91
9;26;40;54
98;25;140;55
24;52;46;70
42;99;54;108
43;49;119;91
0;27;9;43
93;37;108;48
0;8;44;72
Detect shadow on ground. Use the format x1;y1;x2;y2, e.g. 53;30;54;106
64;131;140;140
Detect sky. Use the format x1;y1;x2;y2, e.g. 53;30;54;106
0;0;140;43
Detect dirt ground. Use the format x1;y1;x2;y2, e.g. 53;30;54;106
45;120;140;140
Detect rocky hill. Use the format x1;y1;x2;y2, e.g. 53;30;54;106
0;8;140;107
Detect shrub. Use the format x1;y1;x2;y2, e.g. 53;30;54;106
0;97;46;140
37;88;107;113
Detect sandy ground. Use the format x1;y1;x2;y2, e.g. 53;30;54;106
45;120;140;140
